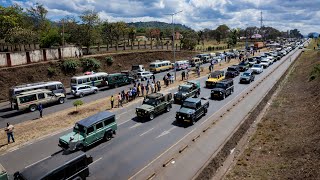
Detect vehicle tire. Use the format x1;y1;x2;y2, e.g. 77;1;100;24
191;118;195;125
93;89;98;94
166;105;171;112
58;98;65;104
29;104;37;112
77;143;84;151
149;113;155;120
79;93;84;98
104;132;113;141
204;108;207;115
223;94;226;99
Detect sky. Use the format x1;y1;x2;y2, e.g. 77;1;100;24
2;0;320;35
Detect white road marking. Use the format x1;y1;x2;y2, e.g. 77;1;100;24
118;119;130;126
129;128;196;180
139;128;154;136
89;157;102;166
129;123;142;129
156;126;177;138
117;109;134;118
25;156;51;169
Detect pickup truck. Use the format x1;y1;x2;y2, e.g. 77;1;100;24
136;92;173;120
175;97;209;125
174;80;200;103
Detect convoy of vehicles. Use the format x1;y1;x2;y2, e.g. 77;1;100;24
12;89;66;112
174;80;201;103
136;92;173;120
205;71;225;88
9;81;65;109
6;39;305;178
175;97;209;125
59;111;117;151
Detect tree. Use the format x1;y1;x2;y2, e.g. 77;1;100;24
40;27;61;48
0;4;25;40
128;27;136;42
111;21;128;46
180;30;198;50
79;10;101;54
197;30;204;45
213;30;222;44
289;29;303;38
227;29;238;48
73;100;83;112
216;24;230;39
27;3;49;32
308;33;314;38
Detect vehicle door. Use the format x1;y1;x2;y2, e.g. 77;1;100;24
84;86;91;95
95;122;104;140
37;93;47;104
157;97;166;112
85;126;96;145
154;99;162;114
46;92;57;104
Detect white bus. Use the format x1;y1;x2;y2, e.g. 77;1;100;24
9;81;65;109
149;60;172;73
70;72;108;87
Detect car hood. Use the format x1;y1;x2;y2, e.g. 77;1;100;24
240;76;250;79
137;104;154;111
60;132;84;143
175;92;187;96
178;107;195;114
206;78;219;83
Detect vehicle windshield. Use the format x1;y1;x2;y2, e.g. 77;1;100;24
227;67;236;71
253;64;261;68
149;64;156;68
143;98;157;106
182;101;196;109
178;86;190;92
215;83;225;88
248;59;254;62
243;73;251;76
239;62;246;65
132;66;141;70
74;124;86;134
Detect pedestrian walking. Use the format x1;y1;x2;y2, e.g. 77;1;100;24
145;84;149;95
157;81;161;92
117;93;122;107
152;74;156;82
110;95;114;109
5;123;15;144
186;70;189;80
170;74;174;84
38;103;43;118
181;71;185;81
209;65;212;72
151;82;155;93
197;67;200;77
141;84;145;96
137;83;141;97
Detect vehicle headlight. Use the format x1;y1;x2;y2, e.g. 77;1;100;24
219;92;222;94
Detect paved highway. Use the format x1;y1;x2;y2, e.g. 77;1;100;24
0;47;302;179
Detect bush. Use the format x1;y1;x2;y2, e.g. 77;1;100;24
73;100;84;112
47;67;56;77
105;56;114;66
80;58;101;72
309;64;320;81
61;59;78;74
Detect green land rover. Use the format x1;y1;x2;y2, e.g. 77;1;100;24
59;111;117;151
0;164;8;180
136;92;173;120
174;80;201;103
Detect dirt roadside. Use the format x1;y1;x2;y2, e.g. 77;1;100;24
223;40;320;179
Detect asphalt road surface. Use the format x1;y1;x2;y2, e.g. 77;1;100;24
0;47;302;179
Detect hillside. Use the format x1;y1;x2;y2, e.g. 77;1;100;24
127;21;192;31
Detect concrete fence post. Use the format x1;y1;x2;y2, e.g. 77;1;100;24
6;53;11;67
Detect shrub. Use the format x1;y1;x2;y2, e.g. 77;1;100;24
61;59;78;74
73;100;84;112
80;58;101;72
309;64;320;81
105;56;114;66
47;66;56;77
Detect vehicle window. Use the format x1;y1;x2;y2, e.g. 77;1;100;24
104;117;115;126
87;126;94;134
96;122;103;129
47;85;57;90
78;79;82;84
143;98;157;106
243;73;251;76
90;77;97;81
79;87;85;90
215;83;225;88
182;101;196;109
98;76;102;80
19;94;37;103
196;102;201;108
71;79;77;84
74;124;86;134
57;84;64;89
38;93;45;99
178;86;190;92
82;78;87;83
150;64;156;68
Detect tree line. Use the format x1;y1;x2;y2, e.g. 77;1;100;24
0;3;304;52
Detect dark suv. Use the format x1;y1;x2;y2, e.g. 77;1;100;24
238;61;250;72
211;79;234;100
225;65;240;78
239;70;255;84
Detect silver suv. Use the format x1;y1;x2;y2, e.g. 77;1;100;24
71;85;98;97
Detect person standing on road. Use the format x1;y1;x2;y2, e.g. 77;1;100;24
5;123;15;144
181;71;185;81
38;103;43;118
152;74;156;83
145;83;149;95
110;95;114;109
141;84;145;96
117;93;122;107
150;81;155;93
186;70;189;80
157;80;161;92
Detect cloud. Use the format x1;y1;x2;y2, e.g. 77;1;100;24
6;0;320;35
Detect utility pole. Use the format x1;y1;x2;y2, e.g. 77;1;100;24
166;10;182;80
62;19;65;60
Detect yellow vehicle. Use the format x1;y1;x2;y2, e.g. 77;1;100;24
149;60;172;73
205;71;225;88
